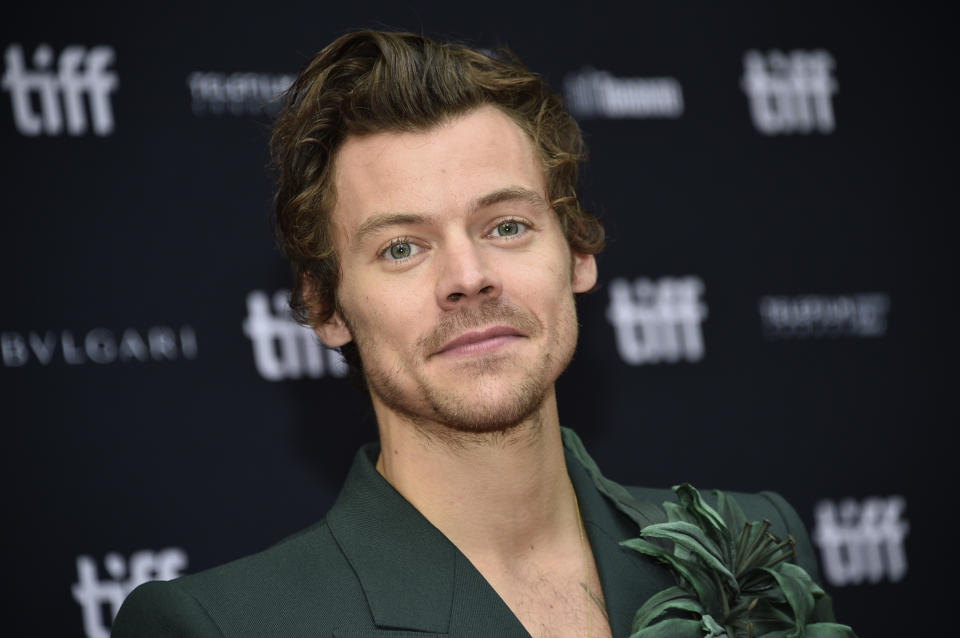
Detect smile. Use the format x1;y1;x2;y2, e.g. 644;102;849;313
433;326;525;357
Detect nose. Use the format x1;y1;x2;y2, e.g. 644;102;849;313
435;239;501;311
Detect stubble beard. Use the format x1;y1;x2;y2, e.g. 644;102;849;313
350;298;579;441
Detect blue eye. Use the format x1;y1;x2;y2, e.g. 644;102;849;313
491;220;527;237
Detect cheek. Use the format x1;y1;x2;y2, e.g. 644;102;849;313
510;255;576;329
529;249;576;300
341;280;423;348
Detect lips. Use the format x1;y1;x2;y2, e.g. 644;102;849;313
433;325;524;357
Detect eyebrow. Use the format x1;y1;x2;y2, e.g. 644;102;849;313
354;213;429;246
471;186;550;214
352;185;550;247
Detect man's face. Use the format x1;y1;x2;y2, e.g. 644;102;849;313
318;105;597;433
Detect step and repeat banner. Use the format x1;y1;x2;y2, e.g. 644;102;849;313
2;4;949;636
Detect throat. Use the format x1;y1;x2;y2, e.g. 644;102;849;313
375;404;573;558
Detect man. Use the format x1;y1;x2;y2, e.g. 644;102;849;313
113;30;823;637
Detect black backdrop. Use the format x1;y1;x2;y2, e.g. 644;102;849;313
2;3;951;636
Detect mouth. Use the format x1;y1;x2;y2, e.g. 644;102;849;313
433;325;525;357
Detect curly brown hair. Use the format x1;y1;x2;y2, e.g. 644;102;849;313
271;30;604;383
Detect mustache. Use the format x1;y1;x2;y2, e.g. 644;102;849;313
418;301;541;356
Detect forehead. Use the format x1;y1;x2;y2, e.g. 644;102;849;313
330;105;547;240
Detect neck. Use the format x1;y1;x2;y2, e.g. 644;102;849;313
373;391;579;563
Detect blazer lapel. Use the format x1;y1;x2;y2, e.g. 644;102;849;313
325;444;528;636
567;447;675;638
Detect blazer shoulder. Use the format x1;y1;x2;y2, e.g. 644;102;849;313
112;579;225;638
179;519;347;595
114;519;375;637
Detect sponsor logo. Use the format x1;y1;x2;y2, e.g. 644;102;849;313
1;325;197;367
564;68;683;119
72;547;187;638
607;276;707;365
2;43;118;136
758;293;889;339
741;49;837;135
242;289;348;381
187;71;294;117
813;496;908;586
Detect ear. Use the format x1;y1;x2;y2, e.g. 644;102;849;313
571;252;598;293
302;273;354;347
314;309;354;348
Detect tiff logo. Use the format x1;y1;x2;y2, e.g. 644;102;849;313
242;289;348;381
2;43;118;136
741;49;837;135
813;496;909;586
72;547;187;638
606;276;707;365
564;68;684;119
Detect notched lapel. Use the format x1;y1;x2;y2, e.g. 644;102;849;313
326;445;456;634
326;445;535;637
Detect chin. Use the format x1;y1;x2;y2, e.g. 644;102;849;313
433;403;540;434
425;374;549;433
370;365;550;437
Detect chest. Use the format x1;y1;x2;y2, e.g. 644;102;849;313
488;562;613;638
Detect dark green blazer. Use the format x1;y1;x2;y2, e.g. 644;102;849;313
113;435;821;637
